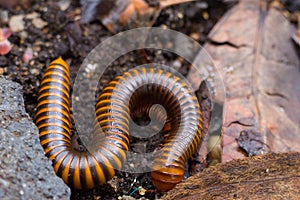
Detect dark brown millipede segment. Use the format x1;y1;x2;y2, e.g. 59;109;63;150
36;57;203;191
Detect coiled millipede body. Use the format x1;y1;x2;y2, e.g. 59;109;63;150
36;57;203;192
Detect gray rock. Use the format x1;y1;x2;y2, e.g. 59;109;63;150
0;76;71;200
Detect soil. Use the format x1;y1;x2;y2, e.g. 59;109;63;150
1;0;297;199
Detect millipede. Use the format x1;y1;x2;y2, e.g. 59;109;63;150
36;57;203;192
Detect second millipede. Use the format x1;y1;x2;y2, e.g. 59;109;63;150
36;57;203;192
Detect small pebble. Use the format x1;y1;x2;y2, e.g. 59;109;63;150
58;0;71;11
30;68;39;75
0;10;9;24
32;18;48;29
9;15;25;32
161;24;168;29
190;32;200;41
177;12;184;19
25;12;39;19
173;60;182;70
19;31;28;43
22;47;33;63
196;1;208;9
0;39;12;55
0;56;8;66
202;11;209;20
138;186;146;195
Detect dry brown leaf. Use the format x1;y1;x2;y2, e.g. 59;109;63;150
163;152;300;200
80;0;195;33
0;0;31;9
292;13;300;46
188;82;212;175
188;0;300;163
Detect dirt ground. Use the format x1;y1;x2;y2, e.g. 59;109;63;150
0;0;298;199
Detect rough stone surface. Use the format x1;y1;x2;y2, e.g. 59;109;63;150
0;76;70;200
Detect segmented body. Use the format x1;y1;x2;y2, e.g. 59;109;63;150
36;57;202;191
